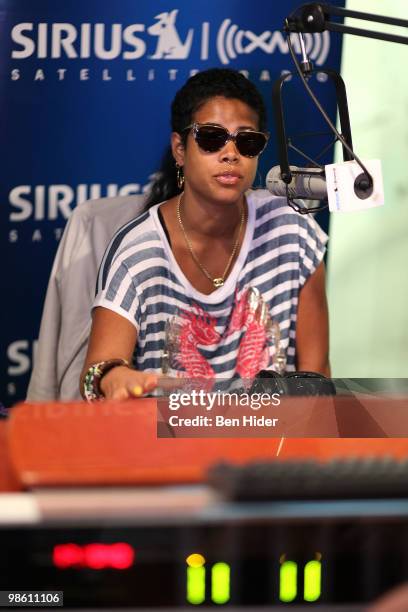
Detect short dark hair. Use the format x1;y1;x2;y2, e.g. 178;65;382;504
145;68;267;208
171;68;267;139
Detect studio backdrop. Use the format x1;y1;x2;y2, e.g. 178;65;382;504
0;0;345;406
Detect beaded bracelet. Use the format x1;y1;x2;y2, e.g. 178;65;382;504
83;358;129;401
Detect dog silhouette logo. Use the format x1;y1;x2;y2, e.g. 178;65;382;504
148;9;194;59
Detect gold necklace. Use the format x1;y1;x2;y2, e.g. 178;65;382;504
177;193;246;289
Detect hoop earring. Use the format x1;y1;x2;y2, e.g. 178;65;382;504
176;163;185;190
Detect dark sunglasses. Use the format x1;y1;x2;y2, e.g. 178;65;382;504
183;122;269;157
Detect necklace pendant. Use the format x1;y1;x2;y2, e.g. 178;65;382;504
213;277;224;288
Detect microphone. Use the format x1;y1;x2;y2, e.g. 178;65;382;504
266;161;384;213
266;165;326;200
270;29;382;214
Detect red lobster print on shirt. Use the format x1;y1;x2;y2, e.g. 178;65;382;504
176;306;221;378
174;287;272;382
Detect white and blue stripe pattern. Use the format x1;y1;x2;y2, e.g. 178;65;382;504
94;190;328;376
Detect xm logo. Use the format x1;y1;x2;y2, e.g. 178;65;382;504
216;20;330;66
148;10;193;59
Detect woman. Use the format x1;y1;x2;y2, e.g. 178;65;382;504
81;68;329;401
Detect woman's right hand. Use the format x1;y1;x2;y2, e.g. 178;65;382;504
81;307;157;400
100;365;158;400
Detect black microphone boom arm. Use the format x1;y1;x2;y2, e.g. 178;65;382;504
286;3;408;46
271;3;407;214
273;67;353;186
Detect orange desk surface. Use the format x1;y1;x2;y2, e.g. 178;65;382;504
1;399;408;491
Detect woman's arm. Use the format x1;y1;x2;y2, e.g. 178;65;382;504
80;307;158;400
295;261;330;376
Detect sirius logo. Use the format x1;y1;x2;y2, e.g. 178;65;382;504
11;22;147;60
7;340;38;376
10;10;193;61
8;182;147;222
216;20;330;66
8;180;154;243
148;10;194;59
11;23;146;60
10;11;330;67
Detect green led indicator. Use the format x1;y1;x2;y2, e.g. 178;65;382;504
186;555;206;605
187;565;206;605
211;562;231;604
279;560;298;602
304;559;322;602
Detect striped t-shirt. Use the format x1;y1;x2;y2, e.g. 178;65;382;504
94;190;328;381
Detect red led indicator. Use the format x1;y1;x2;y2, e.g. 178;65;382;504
53;543;135;570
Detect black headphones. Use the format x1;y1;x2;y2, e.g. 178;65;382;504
249;370;336;396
